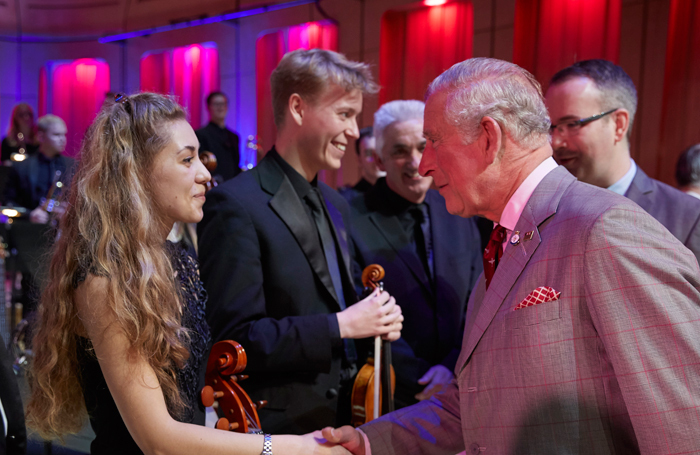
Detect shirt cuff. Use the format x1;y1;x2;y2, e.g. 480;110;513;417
357;428;372;455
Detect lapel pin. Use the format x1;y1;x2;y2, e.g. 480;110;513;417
525;231;534;241
510;231;520;245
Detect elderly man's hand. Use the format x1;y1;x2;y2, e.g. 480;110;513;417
300;430;353;455
415;364;453;401
322;426;366;455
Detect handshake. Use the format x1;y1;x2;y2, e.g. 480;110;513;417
305;426;367;455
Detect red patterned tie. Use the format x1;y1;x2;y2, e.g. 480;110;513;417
483;224;507;290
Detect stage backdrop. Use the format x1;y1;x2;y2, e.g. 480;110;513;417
39;58;111;158
513;0;621;88
140;42;220;130
658;0;700;186
379;1;473;104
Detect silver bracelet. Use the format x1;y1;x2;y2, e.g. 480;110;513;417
261;433;272;455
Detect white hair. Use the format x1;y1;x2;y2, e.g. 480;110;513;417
373;100;425;159
426;58;550;149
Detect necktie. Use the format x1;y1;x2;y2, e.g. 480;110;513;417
306;188;347;310
306;188;356;365
409;205;434;281
483;224;507;290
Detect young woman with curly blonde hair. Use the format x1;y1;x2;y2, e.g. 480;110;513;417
26;92;348;455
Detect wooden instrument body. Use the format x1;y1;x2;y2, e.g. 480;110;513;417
350;351;396;426
199;151;218;193
201;340;266;433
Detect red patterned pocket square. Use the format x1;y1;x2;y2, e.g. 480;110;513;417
513;286;561;311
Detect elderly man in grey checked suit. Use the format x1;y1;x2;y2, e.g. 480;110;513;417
320;57;700;454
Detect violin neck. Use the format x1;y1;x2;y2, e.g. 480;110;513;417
380;340;394;414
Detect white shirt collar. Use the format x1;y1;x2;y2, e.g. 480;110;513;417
498;157;559;236
607;159;637;196
686;190;700;200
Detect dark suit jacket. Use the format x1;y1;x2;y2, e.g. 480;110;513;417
0;338;26;454
198;150;357;434
195;122;241;182
2;153;74;209
350;181;482;408
625;167;700;264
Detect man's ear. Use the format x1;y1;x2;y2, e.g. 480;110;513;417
289;94;304;127
612;109;630;143
480;116;502;165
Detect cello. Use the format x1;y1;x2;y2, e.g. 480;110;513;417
200;340;267;433
350;264;395;426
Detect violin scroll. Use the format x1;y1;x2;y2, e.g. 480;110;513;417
361;264;385;291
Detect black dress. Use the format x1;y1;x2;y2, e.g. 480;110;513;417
77;246;211;455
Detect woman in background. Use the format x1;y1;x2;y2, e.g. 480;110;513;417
2;102;39;163
26;92;347;455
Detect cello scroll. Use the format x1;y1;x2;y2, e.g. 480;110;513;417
200;340;267;433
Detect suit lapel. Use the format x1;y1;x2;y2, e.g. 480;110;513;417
261;157;342;309
458;167;575;372
426;193;448;295
624;167;654;213
368;211;432;293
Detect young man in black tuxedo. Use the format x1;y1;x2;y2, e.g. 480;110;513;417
198;49;403;434
195;91;241;183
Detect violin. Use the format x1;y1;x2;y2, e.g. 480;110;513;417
350;264;395;427
200;340;267;433
199;151;218;193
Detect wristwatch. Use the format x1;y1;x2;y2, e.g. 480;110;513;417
261;433;272;455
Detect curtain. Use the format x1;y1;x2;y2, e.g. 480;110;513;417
139;42;220;130
657;0;700;185
513;0;621;87
255;30;286;163
255;21;338;163
379;1;473;104
140;51;171;94
38;58;110;158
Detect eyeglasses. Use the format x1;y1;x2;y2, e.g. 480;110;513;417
550;108;618;136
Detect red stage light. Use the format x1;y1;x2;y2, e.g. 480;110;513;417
424;0;447;5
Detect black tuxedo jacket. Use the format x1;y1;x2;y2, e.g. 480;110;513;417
198;151;357;434
2;153;74;209
350;182;482;408
625;167;700;264
195;122;241;182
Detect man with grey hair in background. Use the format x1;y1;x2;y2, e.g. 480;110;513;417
545;59;700;263
676;143;700;199
322;57;700;454
350;100;482;410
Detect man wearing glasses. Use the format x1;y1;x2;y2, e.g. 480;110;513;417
545;59;700;263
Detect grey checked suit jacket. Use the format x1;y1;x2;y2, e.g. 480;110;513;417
362;166;700;455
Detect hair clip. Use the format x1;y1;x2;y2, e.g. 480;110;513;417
114;93;132;114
